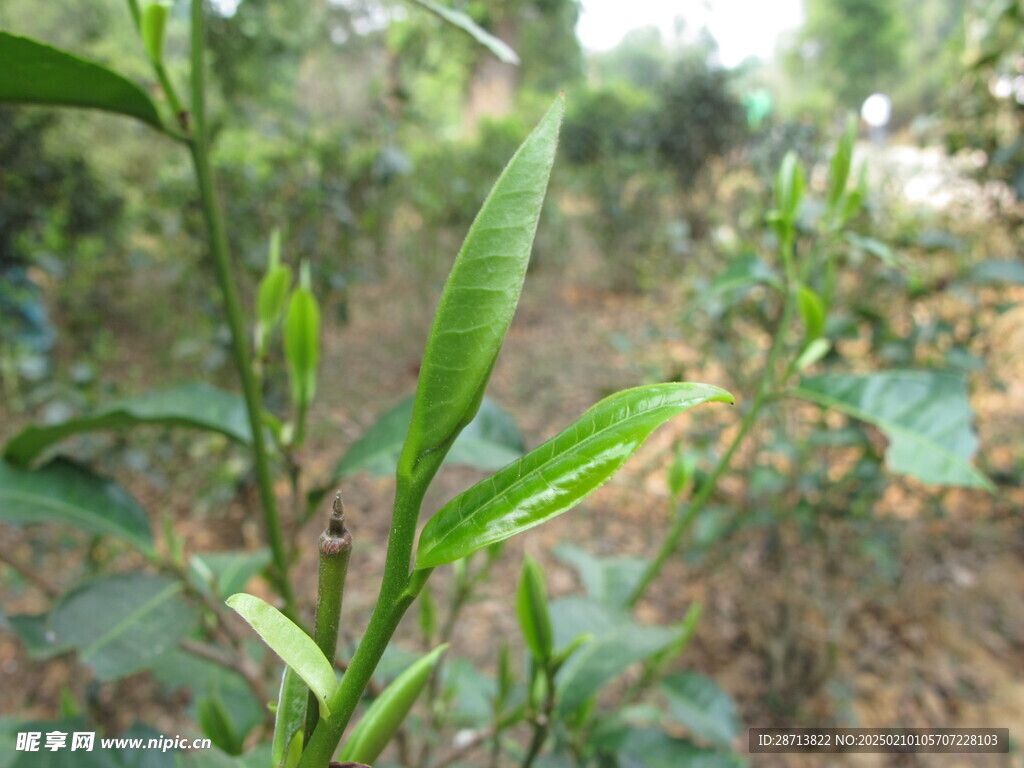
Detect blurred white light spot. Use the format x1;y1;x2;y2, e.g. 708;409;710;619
861;93;892;128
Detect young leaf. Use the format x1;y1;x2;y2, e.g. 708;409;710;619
797;284;826;340
415;383;732;569
142;1;172;65
198;695;244;756
794;338;831;371
0;458;152;550
3;383;252;466
225;593;338;718
0;32;163;129
284;263;321;410
338;644;449;765
827;114;856;211
774;151;805;223
271;667;308;768
516;556;553;663
793;371;994;490
398;95;564;485
405;0;520;64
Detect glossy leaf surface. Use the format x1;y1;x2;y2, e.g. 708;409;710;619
339;644;448;765
0;32;163;128
516;556;553;662
0;458;152;550
794;371;993;490
52;574;197;681
415;383;732;568
335;396;524;479
399;96;563;483
660;672;741;749
405;0;519;64
4;383;252;466
226;594;337;718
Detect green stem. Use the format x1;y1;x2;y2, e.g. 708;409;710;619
296;471;435;768
630;286;799;607
188;0;297;619
521;666;556;768
304;496;353;743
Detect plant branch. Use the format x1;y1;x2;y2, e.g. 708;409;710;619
630;287;799;606
187;0;297;619
0;547;60;597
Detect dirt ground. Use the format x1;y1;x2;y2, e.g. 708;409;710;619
1;143;1022;767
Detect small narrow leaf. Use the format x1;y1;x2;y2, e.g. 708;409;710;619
142;1;172;64
284;269;320;409
797;284;826;340
4;383;252;466
827;114;856;211
415;383;732;568
0;458;152;550
516;556;553;663
226;593;337;718
774;151;804;223
399;95;564;485
793;371;993;490
795;338;831;371
339;644;449;765
197;696;244;756
405;0;520;64
0;32;163;129
271;667;308;768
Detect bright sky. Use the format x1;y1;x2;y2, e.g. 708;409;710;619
576;0;805;67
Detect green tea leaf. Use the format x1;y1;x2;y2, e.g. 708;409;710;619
284;270;320;410
270;667;308;768
338;644;449;765
794;338;831;371
4;383;252;466
189;549;273;599
142;1;172;64
405;0;520;64
399;95;563;485
554;545;647;610
827;114;856;211
415;383;732;568
516;556;553;663
0;32;163;129
774;151;804;223
52;574;197;681
335;395;525;479
225;593;337;718
198;695;244;756
709;253;782;295
6;613;74;660
797;284;826;340
660;672;741;749
0;458;152;550
596;726;743;768
793;371;994;490
551;597;687;714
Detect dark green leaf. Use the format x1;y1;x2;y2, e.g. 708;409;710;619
660;672;741;749
415;383;732;568
553;545;647;610
399;96;563;485
550;597;688;714
709;254;782;295
225;593;337;718
7;612;74;659
198;696;244;756
516;556;553;662
334;396;524;479
794;371;993;490
4;383;252;467
0;32;163;129
405;0;520;64
597;726;743;768
52;574;198;681
338;644;448;765
0;458;152;550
